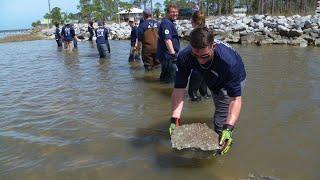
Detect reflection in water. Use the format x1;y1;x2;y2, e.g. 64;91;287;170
0;40;320;179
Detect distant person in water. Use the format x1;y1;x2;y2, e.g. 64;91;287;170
188;11;211;102
95;20;110;58
128;17;141;62
54;23;62;47
88;21;94;41
61;20;75;51
71;23;78;49
138;8;160;71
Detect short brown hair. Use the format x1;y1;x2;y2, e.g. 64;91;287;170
191;11;205;28
166;3;178;13
190;27;215;49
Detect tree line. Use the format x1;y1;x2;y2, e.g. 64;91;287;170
32;0;319;27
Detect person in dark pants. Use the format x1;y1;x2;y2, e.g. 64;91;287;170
88;21;94;41
54;23;62;47
188;11;211;101
71;23;78;49
138;9;160;71
128;17;140;62
170;27;246;155
157;4;180;83
61;21;75;51
95;21;110;58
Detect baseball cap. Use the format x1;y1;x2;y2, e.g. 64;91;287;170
143;8;152;15
98;20;104;26
128;17;135;22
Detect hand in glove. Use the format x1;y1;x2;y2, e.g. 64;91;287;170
169;53;177;63
219;124;234;155
169;117;180;135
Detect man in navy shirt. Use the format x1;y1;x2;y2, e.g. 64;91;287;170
95;21;110;58
170;27;246;155
54;23;62;47
138;9;160;71
88;21;94;41
61;21;75;51
128;17;140;62
157;4;180;83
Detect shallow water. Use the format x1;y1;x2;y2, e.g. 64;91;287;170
0;40;319;180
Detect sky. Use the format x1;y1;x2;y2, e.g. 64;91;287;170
0;0;78;30
0;0;163;31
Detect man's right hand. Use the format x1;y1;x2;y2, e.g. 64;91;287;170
169;53;177;63
169;117;180;135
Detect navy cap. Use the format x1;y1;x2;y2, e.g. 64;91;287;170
98;20;104;26
143;8;152;15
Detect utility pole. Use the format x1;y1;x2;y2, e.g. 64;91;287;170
48;0;51;28
117;0;120;23
150;0;153;18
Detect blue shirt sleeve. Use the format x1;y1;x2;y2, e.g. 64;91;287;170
161;22;173;40
174;53;191;88
225;64;243;97
71;27;75;38
137;24;143;42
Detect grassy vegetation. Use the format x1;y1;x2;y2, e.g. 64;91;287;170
0;33;44;44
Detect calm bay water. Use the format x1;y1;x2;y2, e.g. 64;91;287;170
0;29;30;39
0;40;319;179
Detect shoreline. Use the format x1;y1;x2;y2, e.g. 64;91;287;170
1;14;320;47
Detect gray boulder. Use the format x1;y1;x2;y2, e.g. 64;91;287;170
253;14;265;22
288;29;303;37
315;38;320;46
240;33;256;44
289;37;308;47
278;25;290;36
171;123;220;151
232;23;247;32
304;20;312;29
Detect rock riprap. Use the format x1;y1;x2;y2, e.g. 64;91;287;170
171;123;220;151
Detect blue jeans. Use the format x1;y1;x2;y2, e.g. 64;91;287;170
211;80;245;134
128;47;140;62
56;38;62;47
188;69;209;98
159;57;177;83
97;44;107;58
73;38;78;48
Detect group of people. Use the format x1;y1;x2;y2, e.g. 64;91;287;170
54;20;110;58
54;21;78;51
130;4;246;155
129;5;212;102
54;3;247;155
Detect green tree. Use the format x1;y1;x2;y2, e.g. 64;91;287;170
78;0;94;21
50;7;63;24
154;2;162;18
101;0;119;20
93;0;104;20
31;20;41;27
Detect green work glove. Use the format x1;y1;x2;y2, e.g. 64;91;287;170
219;124;234;155
169;117;180;135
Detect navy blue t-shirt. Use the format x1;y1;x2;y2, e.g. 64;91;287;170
175;41;246;97
130;27;138;47
95;27;109;44
61;24;75;41
157;18;180;60
138;19;159;41
88;25;94;35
